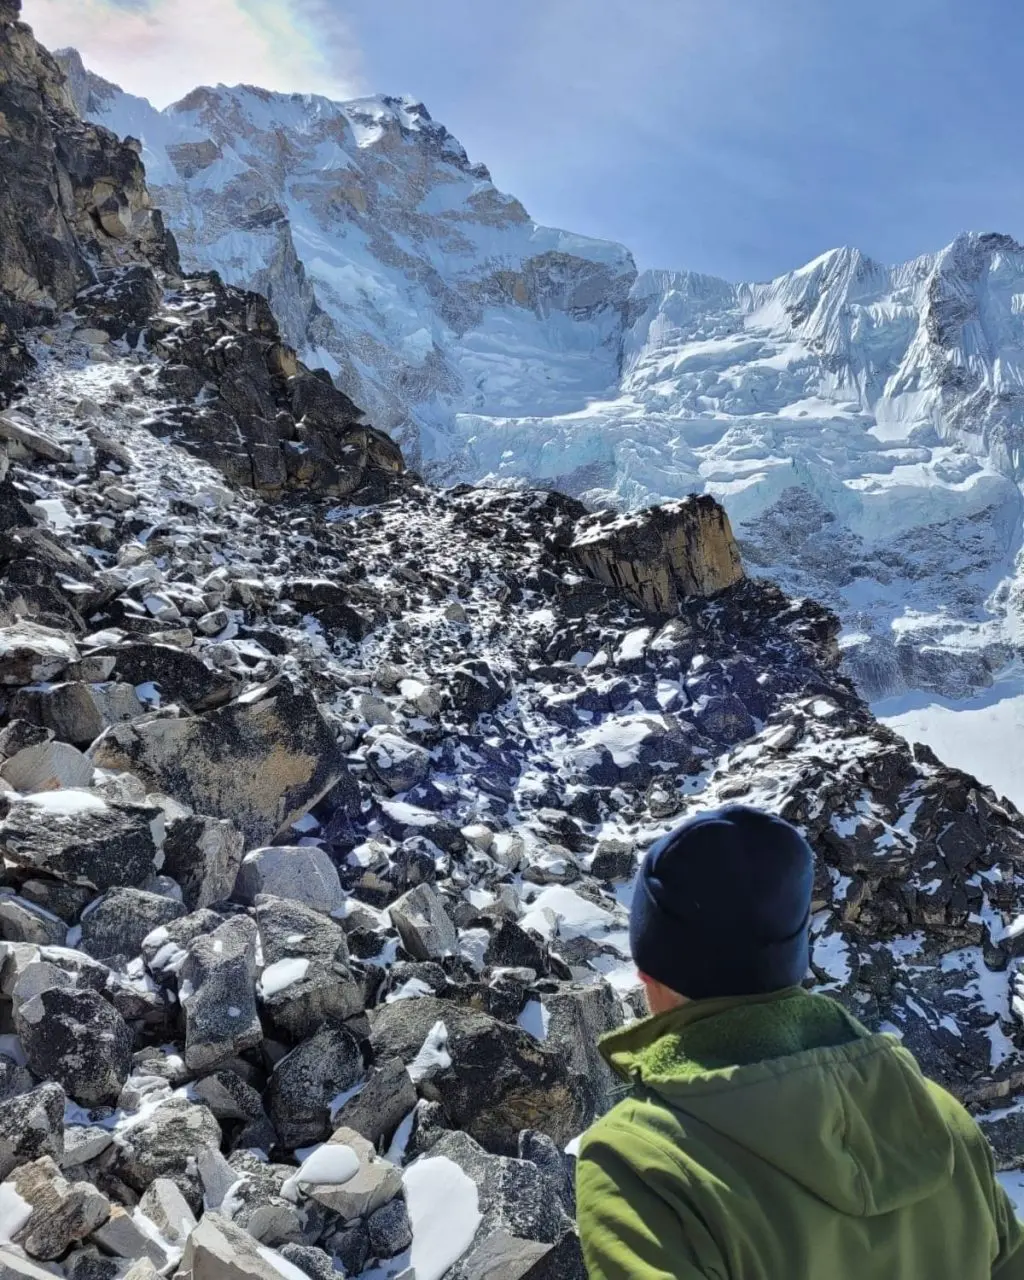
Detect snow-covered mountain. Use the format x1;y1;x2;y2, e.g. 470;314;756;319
56;51;1024;718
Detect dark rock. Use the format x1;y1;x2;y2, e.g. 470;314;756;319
265;1025;364;1149
79;887;186;961
111;1096;220;1194
95;641;235;712
16;987;132;1106
278;1244;337;1280
161;814;244;910
179;915;261;1073
448;658;507;717
255;894;363;1040
0;793;163;892
370;996;586;1155
0;1082;65;1178
367;1196;413;1259
333;1056;417;1147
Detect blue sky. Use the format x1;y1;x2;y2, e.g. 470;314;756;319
23;0;1024;281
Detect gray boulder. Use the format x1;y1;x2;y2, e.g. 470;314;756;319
370;996;586;1155
89;681;346;847
161;814;244;910
365;732;432;794
6;1155;110;1260
0;622;79;685
234;845;345;914
0;1083;65;1178
79;887;186;961
389;881;458;961
111;1095;221;1194
0;792;164;892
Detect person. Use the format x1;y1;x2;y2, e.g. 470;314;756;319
576;804;1024;1279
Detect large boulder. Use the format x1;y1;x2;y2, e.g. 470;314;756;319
0;791;163;892
0;623;79;686
89;681;346;848
7;1155;111;1260
111;1096;221;1194
0;1083;65;1178
233;845;345;914
16;987;132;1106
161;814;244;910
370;996;586;1155
94;643;235;713
79;887;186;961
570;495;744;613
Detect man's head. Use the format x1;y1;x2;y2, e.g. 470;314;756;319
630;804;815;1006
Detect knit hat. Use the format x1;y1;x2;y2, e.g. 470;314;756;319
629;805;814;1000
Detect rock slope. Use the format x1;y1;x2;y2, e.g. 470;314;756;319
56;50;1024;705
0;5;1018;1277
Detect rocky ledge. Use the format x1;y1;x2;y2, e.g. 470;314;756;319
1;2;1024;1277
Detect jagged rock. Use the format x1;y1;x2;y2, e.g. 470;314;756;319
95;642;235;713
571;496;744;613
448;659;508;717
16;987;132;1105
278;1244;337;1280
255;895;362;1039
192;1069;265;1123
137;1178;196;1247
0;894;67;946
367;1196;413;1259
89;681;345;847
333;1056;417;1147
61;1125;113;1168
161;814;244;910
370;996;586;1155
539;981;624;1118
389;882;458;961
179;915;261;1072
429;1130;572;1279
178;1212;310;1280
90;1204;175;1271
140;907;224;982
20;681;144;747
233;845;345;914
0;1083;65;1178
79;887;186;961
220;1152;316;1245
0;792;164;892
63;1248;123;1280
0;1249;67;1279
365;732;432;794
7;1155;110;1259
0;416;69;463
0;739;94;791
111;1096;220;1194
0;623;79;685
265;1025;363;1150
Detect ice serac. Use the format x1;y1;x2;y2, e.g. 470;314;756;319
571;496;744;613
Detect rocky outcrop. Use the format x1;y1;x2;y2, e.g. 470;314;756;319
0;1;176;402
570;495;745;612
142;273;405;497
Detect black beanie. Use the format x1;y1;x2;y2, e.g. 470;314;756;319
629;805;814;1000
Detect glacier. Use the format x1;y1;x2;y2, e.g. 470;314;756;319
56;50;1024;778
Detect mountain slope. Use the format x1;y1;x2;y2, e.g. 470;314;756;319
56;54;1024;716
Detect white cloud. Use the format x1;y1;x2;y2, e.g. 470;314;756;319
21;0;365;107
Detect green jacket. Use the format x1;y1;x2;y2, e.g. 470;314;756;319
577;987;1024;1279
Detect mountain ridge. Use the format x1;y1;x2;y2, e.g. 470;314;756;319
52;49;1024;720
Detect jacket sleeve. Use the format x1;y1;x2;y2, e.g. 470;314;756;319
576;1120;720;1280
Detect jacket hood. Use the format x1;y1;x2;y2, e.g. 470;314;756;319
600;988;955;1217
